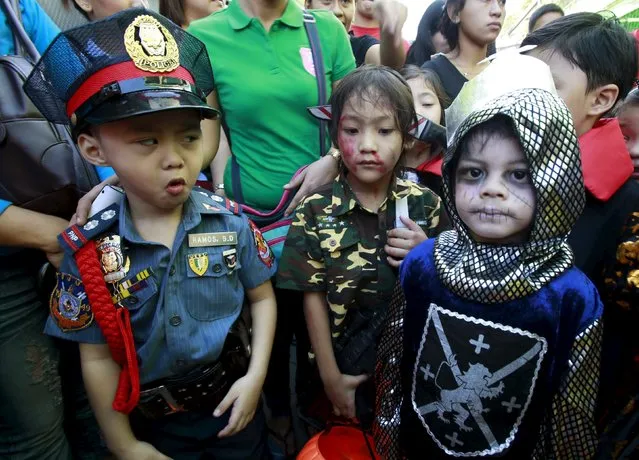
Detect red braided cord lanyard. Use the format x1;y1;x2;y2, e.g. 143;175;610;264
75;240;140;413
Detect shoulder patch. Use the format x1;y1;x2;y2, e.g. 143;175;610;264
58;203;120;254
248;219;274;268
50;273;94;332
224;198;242;215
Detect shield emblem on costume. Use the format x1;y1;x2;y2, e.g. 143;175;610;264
412;304;547;456
188;253;209;276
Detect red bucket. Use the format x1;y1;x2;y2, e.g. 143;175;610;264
297;425;381;460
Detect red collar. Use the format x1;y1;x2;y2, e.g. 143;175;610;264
416;156;443;176
579;118;633;201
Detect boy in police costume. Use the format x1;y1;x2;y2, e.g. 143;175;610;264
24;9;277;459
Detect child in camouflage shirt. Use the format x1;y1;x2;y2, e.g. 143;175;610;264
277;66;441;427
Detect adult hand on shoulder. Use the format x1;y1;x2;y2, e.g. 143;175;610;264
385;216;428;268
324;373;368;420
118;441;172;460
284;155;339;216
374;0;408;48
214;374;262;438
73;175;120;226
43;215;71;269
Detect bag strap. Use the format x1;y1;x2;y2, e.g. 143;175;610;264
10;0;23;56
303;10;328;157
1;0;39;61
231;9;328;206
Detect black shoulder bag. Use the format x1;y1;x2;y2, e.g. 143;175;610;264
0;0;100;219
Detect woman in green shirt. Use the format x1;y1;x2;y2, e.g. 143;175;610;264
188;0;356;454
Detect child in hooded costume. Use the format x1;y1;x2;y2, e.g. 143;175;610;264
373;54;603;459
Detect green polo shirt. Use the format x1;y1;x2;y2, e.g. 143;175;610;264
188;1;355;210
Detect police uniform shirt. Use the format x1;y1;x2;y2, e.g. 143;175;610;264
45;189;277;384
277;175;441;339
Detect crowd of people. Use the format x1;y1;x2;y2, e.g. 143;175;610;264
0;0;638;459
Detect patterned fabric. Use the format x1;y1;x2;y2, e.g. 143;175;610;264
45;188;277;384
597;211;639;458
276;175;440;339
436;89;585;304
531;321;602;459
373;241;603;459
373;281;406;459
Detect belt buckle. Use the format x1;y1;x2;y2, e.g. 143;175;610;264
139;385;183;416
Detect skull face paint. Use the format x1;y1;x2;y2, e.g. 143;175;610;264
454;133;535;245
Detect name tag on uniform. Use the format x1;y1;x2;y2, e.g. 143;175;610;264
188;232;237;248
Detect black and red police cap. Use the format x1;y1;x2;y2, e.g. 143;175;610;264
24;8;219;134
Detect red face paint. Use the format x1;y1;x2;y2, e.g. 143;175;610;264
338;131;358;172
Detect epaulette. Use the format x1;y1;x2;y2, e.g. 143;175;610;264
58;203;120;254
192;187;242;216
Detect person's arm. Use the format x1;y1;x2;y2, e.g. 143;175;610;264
544;317;602;458
80;344;170;460
369;0;407;69
22;0;60;54
211;128;230;198
214;280;276;437
0;205;69;267
304;291;367;419
201;91;222;174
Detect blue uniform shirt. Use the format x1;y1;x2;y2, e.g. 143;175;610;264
45;188;276;384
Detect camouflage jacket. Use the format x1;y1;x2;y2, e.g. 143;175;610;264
277;175;441;339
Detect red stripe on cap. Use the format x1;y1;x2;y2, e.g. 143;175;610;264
66;61;194;117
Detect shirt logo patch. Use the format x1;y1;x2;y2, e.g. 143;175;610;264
249;220;274;268
223;248;237;272
188;253;209;276
50;273;94;332
412;304;547;456
300;47;316;77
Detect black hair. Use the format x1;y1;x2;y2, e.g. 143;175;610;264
329;65;417;164
458;115;521;159
522;12;639;102
439;0;465;52
624;88;639;108
439;0;504;54
160;0;186;26
400;65;450;124
406;0;445;66
528;4;564;32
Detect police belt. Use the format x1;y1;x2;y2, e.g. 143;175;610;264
136;326;250;419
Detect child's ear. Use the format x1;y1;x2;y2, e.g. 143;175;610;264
73;0;92;14
447;3;460;23
77;132;108;167
587;84;619;118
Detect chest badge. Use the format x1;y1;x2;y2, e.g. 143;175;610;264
412;304;547;456
96;235;131;283
124;15;179;73
223;248;237;272
188;253;209;276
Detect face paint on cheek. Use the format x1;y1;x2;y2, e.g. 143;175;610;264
338;132;358;172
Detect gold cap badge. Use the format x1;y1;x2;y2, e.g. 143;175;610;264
124;15;179;73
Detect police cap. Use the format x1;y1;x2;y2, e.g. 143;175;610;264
24;8;219;134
